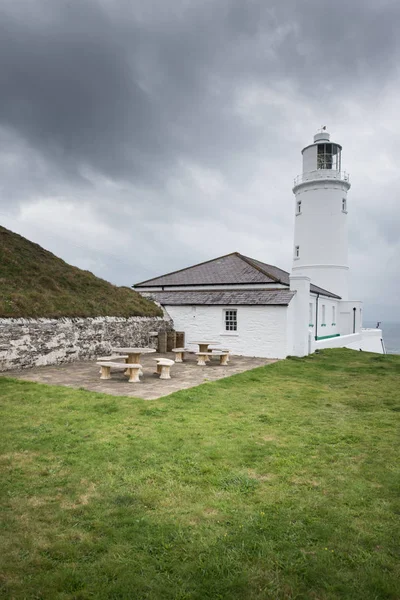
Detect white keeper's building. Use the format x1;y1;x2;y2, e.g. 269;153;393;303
134;130;385;358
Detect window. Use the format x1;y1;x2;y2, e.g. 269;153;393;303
321;304;326;326
332;306;336;325
317;143;333;169
342;198;347;212
317;143;341;170
296;200;302;215
309;302;313;326
224;309;237;331
294;245;300;259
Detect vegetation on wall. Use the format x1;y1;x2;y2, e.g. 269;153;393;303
0;226;162;318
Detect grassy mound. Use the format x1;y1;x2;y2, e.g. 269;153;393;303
0;226;162;318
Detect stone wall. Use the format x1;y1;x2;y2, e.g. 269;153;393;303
0;316;173;371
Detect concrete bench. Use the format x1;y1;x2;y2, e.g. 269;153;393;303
153;358;174;380
195;352;213;366
97;361;142;383
210;348;230;362
171;347;188;363
97;354;128;374
210;351;230;366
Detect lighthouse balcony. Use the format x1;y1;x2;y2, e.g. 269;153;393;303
293;169;350;187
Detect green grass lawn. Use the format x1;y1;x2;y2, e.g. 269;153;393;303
1;349;399;600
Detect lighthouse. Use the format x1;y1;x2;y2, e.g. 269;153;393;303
292;130;351;299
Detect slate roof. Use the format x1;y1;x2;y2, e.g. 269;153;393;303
134;252;341;299
143;289;296;306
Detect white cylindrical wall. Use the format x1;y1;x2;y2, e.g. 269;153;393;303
292;180;350;298
292;131;350;300
302;145;317;173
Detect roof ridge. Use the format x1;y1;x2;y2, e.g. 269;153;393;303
134;251;240;287
238;253;284;284
311;285;341;299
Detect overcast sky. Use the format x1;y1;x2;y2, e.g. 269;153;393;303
1;0;399;321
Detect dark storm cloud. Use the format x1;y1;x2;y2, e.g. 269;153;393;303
1;0;399;191
0;0;399;319
0;1;170;185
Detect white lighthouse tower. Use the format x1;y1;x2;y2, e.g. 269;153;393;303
292;129;351;299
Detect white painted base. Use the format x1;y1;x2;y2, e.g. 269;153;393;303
312;329;385;354
345;329;385;354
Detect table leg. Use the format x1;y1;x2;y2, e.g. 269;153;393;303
126;353;143;376
205;345;211;362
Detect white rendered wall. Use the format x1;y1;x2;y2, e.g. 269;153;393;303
292;180;350;299
286;301;294;357
339;301;363;336
289;275;311;356
314;297;341;340
312;329;384;354
313;332;361;351
164;304;289;358
345;329;384;353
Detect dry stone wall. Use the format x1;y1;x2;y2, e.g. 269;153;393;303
0;316;173;371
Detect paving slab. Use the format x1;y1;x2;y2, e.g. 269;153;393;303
1;352;277;400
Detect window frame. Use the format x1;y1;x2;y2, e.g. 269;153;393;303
294;245;300;259
317;143;341;171
223;308;238;332
342;197;347;213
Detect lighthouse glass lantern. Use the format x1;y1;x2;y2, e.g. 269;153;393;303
317;143;341;170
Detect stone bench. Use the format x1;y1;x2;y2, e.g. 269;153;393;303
210;348;230;362
153;358;175;380
210;351;230;366
97;361;142;383
97;354;128;373
171;347;188;363
195;352;213;366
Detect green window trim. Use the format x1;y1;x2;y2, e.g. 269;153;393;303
315;333;341;340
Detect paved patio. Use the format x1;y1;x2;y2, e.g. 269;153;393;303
1;352;277;400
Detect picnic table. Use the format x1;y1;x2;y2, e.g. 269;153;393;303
111;347;156;364
190;341;219;353
190;340;219;362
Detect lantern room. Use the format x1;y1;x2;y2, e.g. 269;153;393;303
302;131;342;174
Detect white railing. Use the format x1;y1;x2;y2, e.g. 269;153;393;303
293;170;350;186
